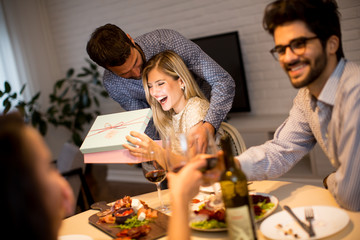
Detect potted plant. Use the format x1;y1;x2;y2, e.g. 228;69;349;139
0;59;109;147
0;81;47;134
46;59;109;146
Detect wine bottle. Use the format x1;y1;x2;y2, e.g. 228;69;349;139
220;136;257;240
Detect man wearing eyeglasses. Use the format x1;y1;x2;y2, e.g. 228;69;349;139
237;0;360;211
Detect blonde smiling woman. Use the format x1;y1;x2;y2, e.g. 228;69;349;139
123;50;222;166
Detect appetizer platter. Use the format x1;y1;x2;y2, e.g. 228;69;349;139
89;196;169;240
190;192;278;232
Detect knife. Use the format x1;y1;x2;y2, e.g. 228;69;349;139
283;205;311;236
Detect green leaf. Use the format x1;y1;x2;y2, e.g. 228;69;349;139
38;119;47;135
85;113;93;123
63;121;72;129
93;96;99;107
66;68;74;78
3;101;11;114
31;111;41;126
60;87;70;99
81;67;92;75
16;104;26;116
30;92;41;104
77;72;89;78
86;59;97;71
46;106;57;115
72;132;83;147
62;103;71;115
82;94;89;107
49;94;57;103
92;75;100;85
100;91;109;97
48;119;58;127
4;81;11;93
10;93;17;99
20;84;26;94
3;97;10;107
55;79;66;90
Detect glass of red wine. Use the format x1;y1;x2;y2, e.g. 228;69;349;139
141;148;168;212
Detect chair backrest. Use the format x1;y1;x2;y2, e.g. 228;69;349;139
57;142;93;213
57;142;85;174
220;122;247;156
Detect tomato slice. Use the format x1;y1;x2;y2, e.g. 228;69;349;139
191;199;201;204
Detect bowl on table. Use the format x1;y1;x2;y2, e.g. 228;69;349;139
113;207;135;224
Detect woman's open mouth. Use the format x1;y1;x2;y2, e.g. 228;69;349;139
158;96;168;105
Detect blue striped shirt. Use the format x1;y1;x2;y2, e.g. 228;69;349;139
102;29;235;139
238;59;360;211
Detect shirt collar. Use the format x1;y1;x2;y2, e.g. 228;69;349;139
318;58;346;106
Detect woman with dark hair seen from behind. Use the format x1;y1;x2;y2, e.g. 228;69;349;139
0;112;74;240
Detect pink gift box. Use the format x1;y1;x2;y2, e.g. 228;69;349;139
80;108;153;164
83;140;162;164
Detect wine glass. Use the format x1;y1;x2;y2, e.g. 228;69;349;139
165;133;190;173
141;147;168;212
191;130;223;205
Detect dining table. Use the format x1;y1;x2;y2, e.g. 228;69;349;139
59;180;360;239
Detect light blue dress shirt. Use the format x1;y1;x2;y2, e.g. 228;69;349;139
238;59;360;211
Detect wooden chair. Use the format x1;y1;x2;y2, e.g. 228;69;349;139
220;122;247;155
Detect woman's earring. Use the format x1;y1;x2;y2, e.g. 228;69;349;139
181;86;185;91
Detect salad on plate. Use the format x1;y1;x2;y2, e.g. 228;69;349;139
189;192;278;231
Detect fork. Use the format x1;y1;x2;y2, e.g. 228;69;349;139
305;207;315;237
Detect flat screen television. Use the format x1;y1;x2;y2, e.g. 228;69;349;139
191;31;250;112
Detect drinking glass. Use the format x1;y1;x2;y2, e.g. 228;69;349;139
166;131;222;201
141;147;168;212
165;133;190;173
195;129;219;173
195;130;221;188
165;131;220;181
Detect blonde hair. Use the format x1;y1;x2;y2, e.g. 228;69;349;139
142;50;208;140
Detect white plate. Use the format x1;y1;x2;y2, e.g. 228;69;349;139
260;205;350;239
58;235;93;240
190;225;228;232
199;182;221;193
249;192;279;222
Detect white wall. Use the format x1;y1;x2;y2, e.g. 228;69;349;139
3;0;360;157
43;0;360;116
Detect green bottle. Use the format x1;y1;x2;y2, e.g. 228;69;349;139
220;136;257;240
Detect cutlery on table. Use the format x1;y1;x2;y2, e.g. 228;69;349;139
283;205;312;237
305;207;316;237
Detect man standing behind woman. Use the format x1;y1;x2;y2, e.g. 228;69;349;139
86;26;234;151
124;50;222;165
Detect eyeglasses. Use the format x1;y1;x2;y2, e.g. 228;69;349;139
270;36;318;61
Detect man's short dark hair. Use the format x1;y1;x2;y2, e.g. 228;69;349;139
86;24;135;69
263;0;344;61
